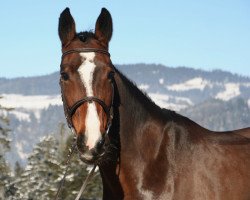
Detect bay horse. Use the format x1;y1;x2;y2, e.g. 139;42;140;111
58;7;250;200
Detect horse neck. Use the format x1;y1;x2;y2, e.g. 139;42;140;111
99;69;166;199
114;69;162;133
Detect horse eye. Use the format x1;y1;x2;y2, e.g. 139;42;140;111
61;72;69;81
107;71;115;80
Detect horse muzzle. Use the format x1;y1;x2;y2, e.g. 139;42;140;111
76;134;106;164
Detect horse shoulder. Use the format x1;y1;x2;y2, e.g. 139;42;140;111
161;114;250;199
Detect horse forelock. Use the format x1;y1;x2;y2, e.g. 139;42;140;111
77;31;96;43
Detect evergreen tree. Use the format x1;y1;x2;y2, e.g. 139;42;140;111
12;124;102;200
14;161;24;178
59;135;103;200
13;135;62;200
0;97;12;199
0;98;12;153
0;155;11;199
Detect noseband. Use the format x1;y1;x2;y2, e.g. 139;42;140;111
61;48;114;134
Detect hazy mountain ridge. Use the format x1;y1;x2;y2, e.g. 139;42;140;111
117;64;250;104
1;64;250;95
1;64;250;166
0;72;60;95
180;98;250;132
1;63;250;109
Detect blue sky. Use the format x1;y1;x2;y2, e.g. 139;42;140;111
0;1;250;78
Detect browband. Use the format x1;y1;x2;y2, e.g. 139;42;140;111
62;48;110;58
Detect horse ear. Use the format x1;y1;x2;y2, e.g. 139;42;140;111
58;8;76;47
95;8;113;46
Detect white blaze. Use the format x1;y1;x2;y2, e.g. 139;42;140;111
78;52;101;149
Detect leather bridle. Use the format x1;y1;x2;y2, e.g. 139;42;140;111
61;48;110;59
60;48;114;135
55;48;115;200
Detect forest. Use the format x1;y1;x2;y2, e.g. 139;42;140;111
0;101;102;200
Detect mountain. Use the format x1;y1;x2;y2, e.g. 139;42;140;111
0;64;250;166
0;72;60;95
180;98;250;132
1;64;250;107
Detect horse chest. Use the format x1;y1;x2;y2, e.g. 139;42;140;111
117;155;174;200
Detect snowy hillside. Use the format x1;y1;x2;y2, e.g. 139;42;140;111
1;64;250;114
1;64;250;166
0;94;62;120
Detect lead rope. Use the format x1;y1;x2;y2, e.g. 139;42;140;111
73;117;113;200
54;133;98;200
54;140;77;200
75;164;97;200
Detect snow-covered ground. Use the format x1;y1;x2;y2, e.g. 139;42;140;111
215;83;241;101
138;84;150;91
1;78;249;121
165;78;250;102
1;78;250;121
16;142;28;160
166;77;211;91
148;93;193;111
0;94;62;120
0;92;192;122
0;94;62;109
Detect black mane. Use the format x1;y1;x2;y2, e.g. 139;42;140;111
115;67;159;107
113;66;189;123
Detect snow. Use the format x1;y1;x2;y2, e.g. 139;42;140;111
174;96;194;105
149;93;170;101
0;94;62;120
39;135;55;142
148;93;192;111
0;80;248;121
10;110;30;121
66;173;75;181
215;83;240;101
152;70;159;74
138;84;149;91
0;94;62;109
25;164;33;171
149;94;170;109
16;142;29;160
166;77;210;91
159;78;164;84
243;83;250;87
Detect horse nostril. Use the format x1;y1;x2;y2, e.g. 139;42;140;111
76;134;86;152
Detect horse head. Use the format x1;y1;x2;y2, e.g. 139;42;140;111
58;8;115;164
